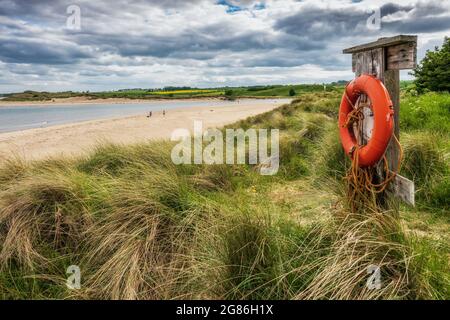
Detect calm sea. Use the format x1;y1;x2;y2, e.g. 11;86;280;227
0;99;289;133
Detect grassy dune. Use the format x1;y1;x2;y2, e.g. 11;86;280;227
0;91;448;299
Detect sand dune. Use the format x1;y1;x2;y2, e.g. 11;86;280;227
0;100;286;162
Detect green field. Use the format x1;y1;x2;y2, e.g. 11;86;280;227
1;84;344;101
0;89;448;299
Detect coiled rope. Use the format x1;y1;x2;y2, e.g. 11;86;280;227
343;92;403;212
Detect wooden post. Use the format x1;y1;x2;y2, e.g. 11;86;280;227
343;35;418;208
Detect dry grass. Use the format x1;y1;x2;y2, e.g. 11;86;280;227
296;213;412;299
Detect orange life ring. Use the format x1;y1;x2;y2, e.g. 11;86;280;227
339;74;394;167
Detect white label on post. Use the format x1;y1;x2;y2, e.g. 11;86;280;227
392;173;415;207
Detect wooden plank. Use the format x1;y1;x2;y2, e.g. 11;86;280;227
371;48;384;77
361;103;374;143
384;69;400;171
353;52;370;144
352;48;384;145
352;48;384;77
387;42;417;70
352;54;357;73
343;35;417;54
383;69;402;209
392;174;415;206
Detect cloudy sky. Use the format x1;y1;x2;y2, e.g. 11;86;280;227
0;0;449;93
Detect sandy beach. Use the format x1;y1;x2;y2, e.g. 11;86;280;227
0;100;287;162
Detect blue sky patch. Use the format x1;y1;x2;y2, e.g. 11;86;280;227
253;3;266;10
217;0;243;13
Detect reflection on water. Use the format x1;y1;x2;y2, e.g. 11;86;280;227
0;99;289;133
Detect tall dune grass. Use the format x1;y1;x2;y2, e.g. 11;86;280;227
0;91;448;299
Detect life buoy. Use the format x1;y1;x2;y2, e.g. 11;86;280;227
339;74;394;167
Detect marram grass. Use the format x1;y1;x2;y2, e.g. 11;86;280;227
0;92;448;299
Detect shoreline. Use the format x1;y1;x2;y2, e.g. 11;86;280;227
0;96;283;108
0;96;222;107
0;100;288;162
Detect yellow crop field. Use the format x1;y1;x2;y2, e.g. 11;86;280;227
151;90;223;95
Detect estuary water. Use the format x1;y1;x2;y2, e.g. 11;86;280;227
0;99;289;133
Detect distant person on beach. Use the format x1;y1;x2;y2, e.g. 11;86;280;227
163;110;166;116
147;111;152;118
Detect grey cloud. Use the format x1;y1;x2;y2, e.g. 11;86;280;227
78;69;133;77
409;1;450;18
382;1;450;33
0;38;93;64
275;1;450;40
67;20;323;61
275;5;369;40
0;0;205;15
5;63;51;76
208;48;347;69
384;16;450;34
380;3;414;16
